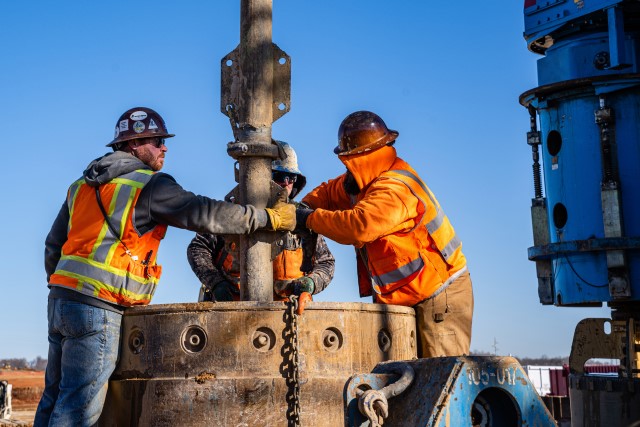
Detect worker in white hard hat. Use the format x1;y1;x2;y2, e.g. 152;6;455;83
188;141;335;305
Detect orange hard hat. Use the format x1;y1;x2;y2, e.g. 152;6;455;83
334;111;398;156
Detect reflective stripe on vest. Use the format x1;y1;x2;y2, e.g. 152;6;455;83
50;169;164;306
53;256;156;301
361;167;464;303
387;169;462;263
66;179;84;234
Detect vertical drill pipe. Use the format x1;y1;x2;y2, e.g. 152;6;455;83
237;0;274;301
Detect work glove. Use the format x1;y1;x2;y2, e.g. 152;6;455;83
291;276;315;295
273;276;315;297
292;277;315;315
275;277;315;316
210;280;237;302
295;206;314;232
265;193;296;231
296;292;312;316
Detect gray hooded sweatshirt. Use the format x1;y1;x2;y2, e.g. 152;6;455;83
45;151;267;310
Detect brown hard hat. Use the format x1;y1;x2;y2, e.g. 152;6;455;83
107;107;175;147
334;111;399;156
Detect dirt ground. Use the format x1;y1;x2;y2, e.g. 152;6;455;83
0;369;43;426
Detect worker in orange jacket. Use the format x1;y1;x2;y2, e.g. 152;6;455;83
297;110;473;358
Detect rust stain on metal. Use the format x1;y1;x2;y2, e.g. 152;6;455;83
194;371;217;384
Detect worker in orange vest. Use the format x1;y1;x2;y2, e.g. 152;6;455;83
187;142;335;304
297;110;473;358
35;107;295;426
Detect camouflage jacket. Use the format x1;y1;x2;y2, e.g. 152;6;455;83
187;231;335;297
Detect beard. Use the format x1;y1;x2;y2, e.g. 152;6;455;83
135;146;165;171
343;170;360;195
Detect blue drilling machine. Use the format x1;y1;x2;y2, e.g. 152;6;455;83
521;0;640;425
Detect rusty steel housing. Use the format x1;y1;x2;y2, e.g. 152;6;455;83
99;301;416;426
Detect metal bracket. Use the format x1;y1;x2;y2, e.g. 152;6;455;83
569;318;625;374
606;6;631;70
528;237;640;260
220;43;291;128
595;100;630;298
530;198;554;304
345;357;556;426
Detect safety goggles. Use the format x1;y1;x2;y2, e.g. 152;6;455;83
272;171;298;185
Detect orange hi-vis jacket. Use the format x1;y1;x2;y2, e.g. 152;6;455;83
302;145;467;307
49;169;167;306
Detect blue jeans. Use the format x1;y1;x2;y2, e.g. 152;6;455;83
34;298;122;427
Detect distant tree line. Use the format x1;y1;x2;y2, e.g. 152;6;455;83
516;356;567;366
0;357;47;371
470;350;568;366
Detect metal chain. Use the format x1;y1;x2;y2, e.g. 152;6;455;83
284;295;301;426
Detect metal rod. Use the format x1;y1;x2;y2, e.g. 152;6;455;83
237;0;274;301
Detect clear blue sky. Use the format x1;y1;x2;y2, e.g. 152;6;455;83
0;0;610;360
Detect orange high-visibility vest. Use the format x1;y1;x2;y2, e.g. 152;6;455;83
49;169;167;306
272;248;305;281
217;239;305;301
357;167;467;307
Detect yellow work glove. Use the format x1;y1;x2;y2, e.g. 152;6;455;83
265;195;296;231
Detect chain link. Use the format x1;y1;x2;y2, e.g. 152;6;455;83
284;295;301;426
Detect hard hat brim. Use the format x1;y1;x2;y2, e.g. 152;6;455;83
106;133;175;147
335;130;398;156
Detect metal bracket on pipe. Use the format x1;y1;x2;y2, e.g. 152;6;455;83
221;43;291;126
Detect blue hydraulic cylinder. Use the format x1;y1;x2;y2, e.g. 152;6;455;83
521;0;640;306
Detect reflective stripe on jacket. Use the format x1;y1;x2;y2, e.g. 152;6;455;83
49;169;167;306
359;167;466;306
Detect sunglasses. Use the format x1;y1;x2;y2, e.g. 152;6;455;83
272;171;297;184
148;138;166;148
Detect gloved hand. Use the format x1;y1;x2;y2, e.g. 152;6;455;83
295;206;314;232
212;280;237;302
273;276;315;297
291;276;315;295
265;193;296;231
297;292;313;316
199;282;214;302
274;279;294;298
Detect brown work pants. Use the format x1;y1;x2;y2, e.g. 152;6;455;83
413;270;473;358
